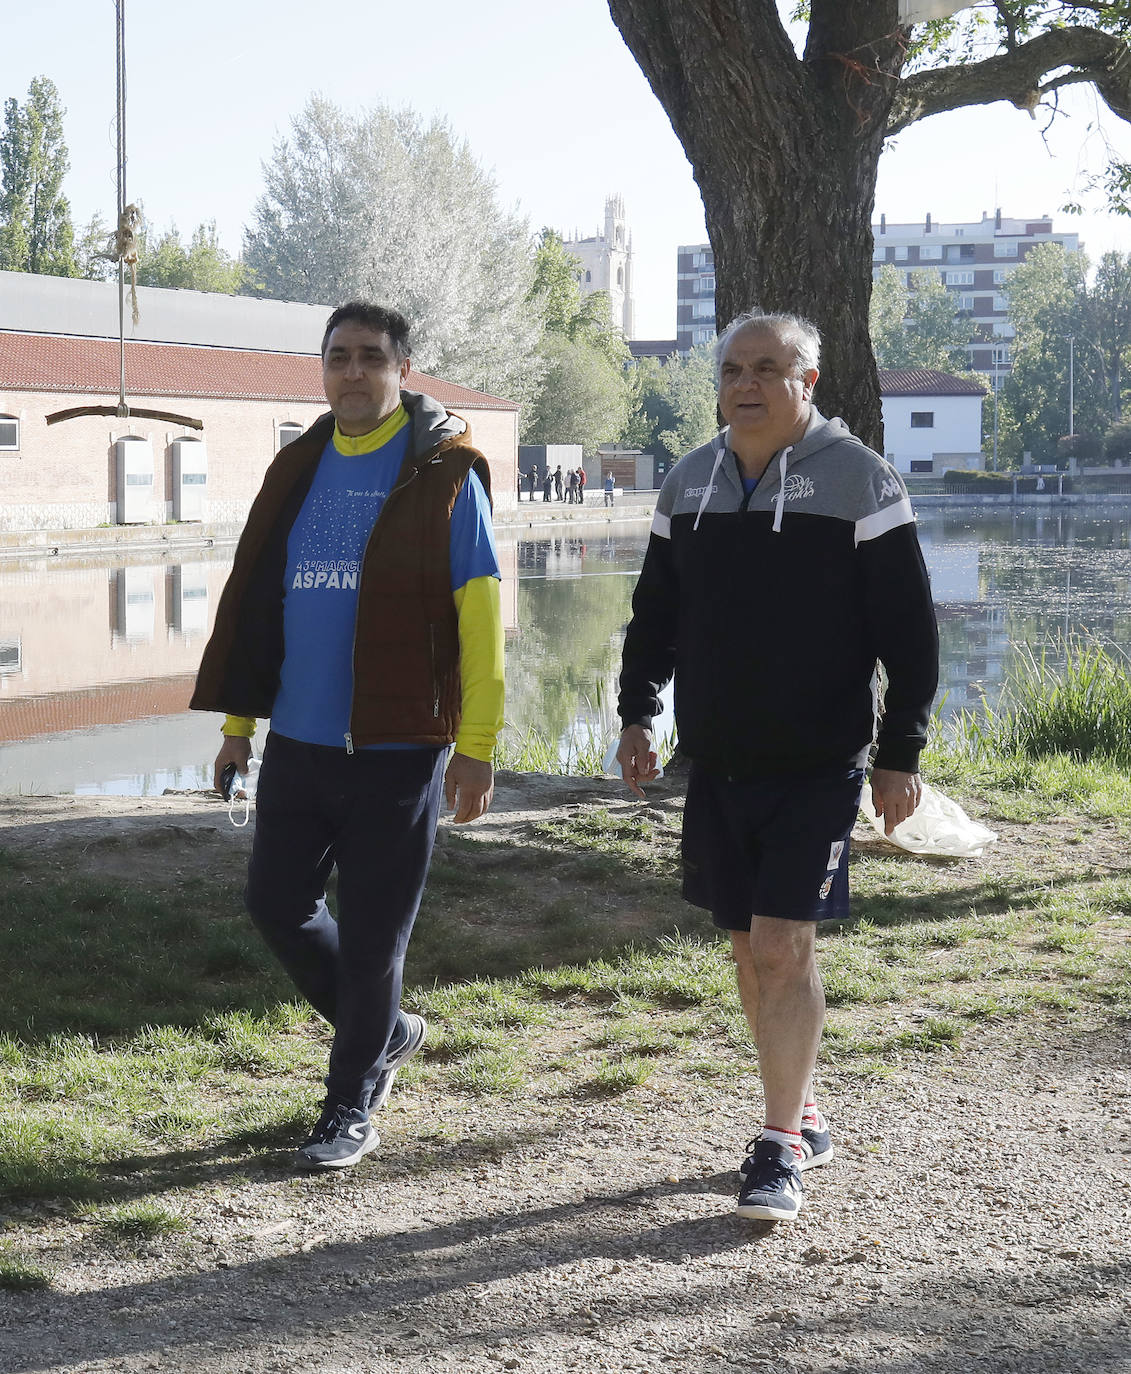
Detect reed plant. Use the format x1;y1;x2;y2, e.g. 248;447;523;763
938;639;1131;768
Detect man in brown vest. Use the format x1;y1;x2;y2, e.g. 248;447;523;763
192;301;504;1169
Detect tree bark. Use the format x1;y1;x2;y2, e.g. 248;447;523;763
608;0;904;449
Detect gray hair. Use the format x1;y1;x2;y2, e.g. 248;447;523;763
713;311;821;382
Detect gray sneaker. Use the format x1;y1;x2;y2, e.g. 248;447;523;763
294;1099;379;1171
736;1140;805;1222
798;1112;833;1171
369;1012;428;1111
740;1113;833;1176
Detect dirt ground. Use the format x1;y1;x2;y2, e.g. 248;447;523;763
0;776;1128;1374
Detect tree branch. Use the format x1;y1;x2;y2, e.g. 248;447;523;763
887;24;1131;134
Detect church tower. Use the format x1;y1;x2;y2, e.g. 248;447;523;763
565;194;636;338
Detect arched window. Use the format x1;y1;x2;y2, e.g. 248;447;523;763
585;270;591;283
277;421;303;449
616;266;624;287
0;415;19;451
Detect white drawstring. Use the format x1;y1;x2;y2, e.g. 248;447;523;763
692;435;728;532
771;446;793;534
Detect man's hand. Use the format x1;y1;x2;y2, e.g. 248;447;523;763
445;752;494;823
616;725;660;800
871;768;922;837
213;735;252;794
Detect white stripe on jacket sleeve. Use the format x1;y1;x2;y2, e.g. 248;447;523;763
651;510;672;539
855;496;915;546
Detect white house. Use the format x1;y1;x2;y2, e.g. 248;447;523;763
879;368;987;476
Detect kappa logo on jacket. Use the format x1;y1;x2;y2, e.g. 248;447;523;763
685;483;718;499
783;474;815;502
879;477;902;501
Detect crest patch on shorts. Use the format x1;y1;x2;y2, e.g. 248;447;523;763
818;875;835;900
826;840;845;870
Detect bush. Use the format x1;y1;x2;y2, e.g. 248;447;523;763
1103;417;1131;461
1000;644;1131;766
1058;432;1103;460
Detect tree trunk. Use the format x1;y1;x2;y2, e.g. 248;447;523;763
608;1;909;451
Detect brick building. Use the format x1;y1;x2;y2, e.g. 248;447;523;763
0;274;520;532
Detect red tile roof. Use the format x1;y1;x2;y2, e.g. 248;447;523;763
879;368;988;397
0;332;518;410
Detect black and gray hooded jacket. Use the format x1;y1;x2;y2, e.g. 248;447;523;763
617;410;939;777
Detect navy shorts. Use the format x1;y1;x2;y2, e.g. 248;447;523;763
681;763;865;929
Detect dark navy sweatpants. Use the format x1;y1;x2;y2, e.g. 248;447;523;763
245;732;446;1109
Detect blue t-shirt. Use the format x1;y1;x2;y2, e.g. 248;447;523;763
270;432;499;748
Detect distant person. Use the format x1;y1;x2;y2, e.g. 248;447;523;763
567;468;579;504
526;465;539;502
192;300;504;1171
554;465;564;501
615;311;938;1224
604;472;615;507
542;469;553;501
578;466;587;504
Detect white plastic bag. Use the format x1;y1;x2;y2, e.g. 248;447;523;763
601;736;664;781
859;780;997;858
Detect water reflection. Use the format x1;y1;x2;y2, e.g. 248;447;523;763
918;511;1131;711
1;508;1129;794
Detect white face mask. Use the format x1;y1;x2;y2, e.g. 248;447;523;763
227;756;260;828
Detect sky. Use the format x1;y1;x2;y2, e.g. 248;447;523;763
5;0;1131;339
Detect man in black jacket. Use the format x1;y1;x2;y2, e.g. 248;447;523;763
616;311;938;1223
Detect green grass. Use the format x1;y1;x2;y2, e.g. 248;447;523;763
0;738;1128;1239
0;1241;51;1291
582;1055;657;1096
88;1201;187;1245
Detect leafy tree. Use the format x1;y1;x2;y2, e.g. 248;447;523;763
622;347;719;465
522;334;631;455
870;264;971;372
621;356;676;452
135;219;243;294
75;212;114;281
244;95;542;408
0;76;75;276
999;241;1131;463
523;229;631;447
528;229;629;367
606;2;1131;449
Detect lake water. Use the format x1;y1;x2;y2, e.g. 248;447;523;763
1;508;1129;795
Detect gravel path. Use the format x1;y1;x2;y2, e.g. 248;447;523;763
0;785;1128;1373
3;1019;1128;1374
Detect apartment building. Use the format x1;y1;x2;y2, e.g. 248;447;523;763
675;243;716;356
872;210;1080;380
677;211;1078;375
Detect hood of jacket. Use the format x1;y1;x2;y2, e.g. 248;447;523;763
402;387;469;459
676;408;873;533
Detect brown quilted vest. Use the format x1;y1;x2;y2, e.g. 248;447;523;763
191;403;492;748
